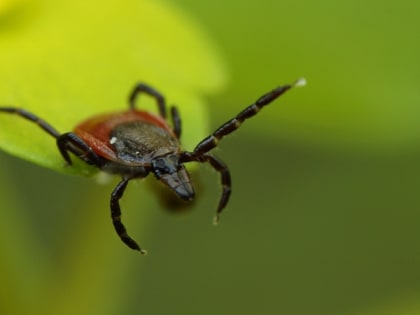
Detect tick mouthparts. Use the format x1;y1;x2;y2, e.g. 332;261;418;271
158;170;195;201
173;183;195;201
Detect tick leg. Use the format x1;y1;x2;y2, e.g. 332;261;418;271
56;132;102;166
170;106;182;139
129;83;167;119
198;153;231;224
185;78;306;159
110;178;147;254
0;107;60;138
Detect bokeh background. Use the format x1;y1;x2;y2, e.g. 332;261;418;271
1;0;420;314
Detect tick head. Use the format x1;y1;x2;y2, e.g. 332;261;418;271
152;154;195;201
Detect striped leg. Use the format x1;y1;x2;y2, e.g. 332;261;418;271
0;107;60;138
110;178;147;254
184;78;306;159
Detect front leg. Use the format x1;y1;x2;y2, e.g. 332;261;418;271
182;152;231;224
199;153;231;224
56;132;102;166
185;78;305;159
110;178;147;254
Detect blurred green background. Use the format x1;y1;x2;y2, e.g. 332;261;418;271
1;0;420;314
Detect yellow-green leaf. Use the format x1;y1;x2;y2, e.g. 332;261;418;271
0;0;227;174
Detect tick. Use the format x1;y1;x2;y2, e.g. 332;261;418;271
0;79;305;253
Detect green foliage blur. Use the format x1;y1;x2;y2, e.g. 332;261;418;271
1;0;420;315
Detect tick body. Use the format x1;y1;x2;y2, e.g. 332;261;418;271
0;79;305;253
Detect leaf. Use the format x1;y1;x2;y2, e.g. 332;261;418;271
0;0;227;174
